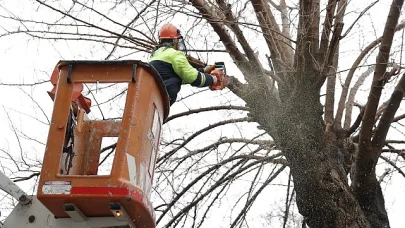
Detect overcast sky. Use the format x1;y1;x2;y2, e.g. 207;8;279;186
1;0;405;227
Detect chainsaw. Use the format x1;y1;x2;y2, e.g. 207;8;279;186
209;62;228;90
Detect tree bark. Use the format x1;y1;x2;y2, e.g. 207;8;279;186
275;84;369;228
229;73;370;227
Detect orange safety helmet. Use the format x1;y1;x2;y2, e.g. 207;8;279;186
159;23;181;40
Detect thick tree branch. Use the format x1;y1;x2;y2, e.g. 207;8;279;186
393;113;405;122
344;65;376;129
267;0;295;58
336;21;405;127
358;0;403;154
216;0;262;68
294;0;322;74
312;0;320;55
319;0;337;62
190;0;280;97
189;0;248;70
251;0;293;75
348;106;365;136
372;72;405;151
320;0;346;83
325;48;338;124
279;0;294;57
353;1;404;226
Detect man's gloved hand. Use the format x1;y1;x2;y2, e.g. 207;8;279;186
209;69;228;90
204;64;216;73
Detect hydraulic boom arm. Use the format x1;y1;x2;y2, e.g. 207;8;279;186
0;171;30;204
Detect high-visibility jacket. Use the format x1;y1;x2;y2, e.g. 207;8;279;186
148;47;214;105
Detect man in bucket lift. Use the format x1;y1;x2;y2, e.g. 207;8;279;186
148;23;227;106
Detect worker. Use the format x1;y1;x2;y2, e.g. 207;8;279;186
148;23;226;106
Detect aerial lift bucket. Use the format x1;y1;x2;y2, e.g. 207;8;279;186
36;60;169;228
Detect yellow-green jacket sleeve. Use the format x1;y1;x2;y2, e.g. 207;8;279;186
171;51;199;84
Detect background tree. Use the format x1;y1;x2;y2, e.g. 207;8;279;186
1;0;405;228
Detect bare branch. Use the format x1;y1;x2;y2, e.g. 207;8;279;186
379;155;405;179
161;154;283;227
325;48;338;124
165;105;249;123
189;0;248;69
12;172;40;183
251;0;293;75
319;0;337;62
372;72;405;151
358;0;403;153
320;0;346;80
344;65;376;129
282;170;292;228
348;106;365;136
386;140;405;143
0;80;49;87
181;137;274;157
341;0;380;38
335;21;405;127
104;0;158;59
230;165;287;227
34;0;154;50
392;113;405;122
353;1;404;225
157;117;252;164
216;0;262;67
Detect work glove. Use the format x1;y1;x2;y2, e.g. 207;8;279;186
204;64;216;73
209;69;228;90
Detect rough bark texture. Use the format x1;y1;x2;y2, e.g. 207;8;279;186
229;73;370;227
275;78;369;228
193;0;405;227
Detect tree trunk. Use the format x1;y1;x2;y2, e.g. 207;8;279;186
233;76;368;227
287;146;369;228
237;78;372;227
273;94;369;228
352;169;390;228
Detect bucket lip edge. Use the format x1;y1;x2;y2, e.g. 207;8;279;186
56;60;171;120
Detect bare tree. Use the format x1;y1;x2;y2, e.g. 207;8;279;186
1;0;405;228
